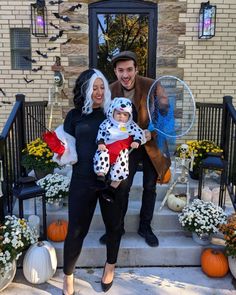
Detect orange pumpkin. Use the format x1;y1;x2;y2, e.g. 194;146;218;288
157;168;171;184
47;219;68;242
201;248;229;277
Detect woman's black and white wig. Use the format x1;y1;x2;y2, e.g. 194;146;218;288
73;69;111;115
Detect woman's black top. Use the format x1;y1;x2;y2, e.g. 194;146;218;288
64;107;106;178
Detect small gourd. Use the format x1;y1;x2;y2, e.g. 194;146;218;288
157;168;171;184
47;219;68;242
167;193;187;212
201;248;229;277
23;241;57;284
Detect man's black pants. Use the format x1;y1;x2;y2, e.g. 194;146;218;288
116;145;158;231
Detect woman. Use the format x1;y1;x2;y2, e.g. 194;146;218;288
63;69;122;294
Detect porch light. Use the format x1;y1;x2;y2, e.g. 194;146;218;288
198;1;216;39
31;0;48;37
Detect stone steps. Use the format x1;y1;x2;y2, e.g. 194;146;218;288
45;200;185;233
13;170;233;268
51;231;223;267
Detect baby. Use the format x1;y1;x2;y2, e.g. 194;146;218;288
93;97;146;202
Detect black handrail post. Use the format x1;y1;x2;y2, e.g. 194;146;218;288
16;94;27;177
0;139;5;223
221;96;232;162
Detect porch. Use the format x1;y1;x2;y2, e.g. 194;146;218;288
1;265;234;294
0;94;235;268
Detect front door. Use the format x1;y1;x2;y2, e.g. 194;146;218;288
89;0;157;82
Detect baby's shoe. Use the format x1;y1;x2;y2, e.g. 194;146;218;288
96;175;107;190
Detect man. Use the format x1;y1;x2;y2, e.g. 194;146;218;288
100;51;171;247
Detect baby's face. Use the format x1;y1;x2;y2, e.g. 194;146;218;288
113;110;129;123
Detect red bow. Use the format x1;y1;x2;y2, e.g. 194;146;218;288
42;131;65;156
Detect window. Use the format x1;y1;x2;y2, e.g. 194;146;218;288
89;0;157;82
10;28;32;70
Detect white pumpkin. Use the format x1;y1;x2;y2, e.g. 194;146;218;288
167;193;187;212
23;241;57;284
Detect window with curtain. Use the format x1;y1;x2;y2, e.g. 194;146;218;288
10;28;32;70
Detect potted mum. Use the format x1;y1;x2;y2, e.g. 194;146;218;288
218;213;236;278
175;140;223;179
21;138;59;179
37;173;70;211
0;215;38;291
178;199;227;245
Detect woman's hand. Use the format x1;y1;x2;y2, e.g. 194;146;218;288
130;142;139;149
144;130;151;141
98;144;107;151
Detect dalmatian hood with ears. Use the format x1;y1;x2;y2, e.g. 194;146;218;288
97;96;146;145
106;97;133;128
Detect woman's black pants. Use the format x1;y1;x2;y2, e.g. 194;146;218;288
63;178;123;275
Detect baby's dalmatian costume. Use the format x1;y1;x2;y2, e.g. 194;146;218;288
93;97;146;181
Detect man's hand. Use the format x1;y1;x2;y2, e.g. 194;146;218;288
144;129;151;141
98;144;106;151
130;142;139;149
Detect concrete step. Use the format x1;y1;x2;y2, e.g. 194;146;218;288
44;201;185;233
51;231;223;267
129;171;198;200
13;168;234;268
15;199;186;233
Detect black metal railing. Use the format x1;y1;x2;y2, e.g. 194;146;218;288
196;102;223;147
0;94;235;220
196;96;236;209
0;94;47;222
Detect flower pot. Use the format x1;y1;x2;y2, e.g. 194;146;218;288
192;232;212;246
228;256;236;279
46;199;64;211
189;167;200;180
0;260;16;292
34;168;54;180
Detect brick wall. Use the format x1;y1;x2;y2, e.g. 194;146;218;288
178;0;236;104
0;0;235;133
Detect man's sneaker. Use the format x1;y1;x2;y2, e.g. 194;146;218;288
138;227;159;247
99;229;125;245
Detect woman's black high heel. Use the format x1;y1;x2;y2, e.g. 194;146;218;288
101;263;114;292
101;279;113;292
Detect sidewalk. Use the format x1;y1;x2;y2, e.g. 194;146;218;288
2;266;236;295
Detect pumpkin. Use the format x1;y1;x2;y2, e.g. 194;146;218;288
157;168;171;184
201;248;229;277
23;241;57;284
47;219;68;242
167;193;187;212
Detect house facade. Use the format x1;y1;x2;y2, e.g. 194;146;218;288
0;0;235;132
